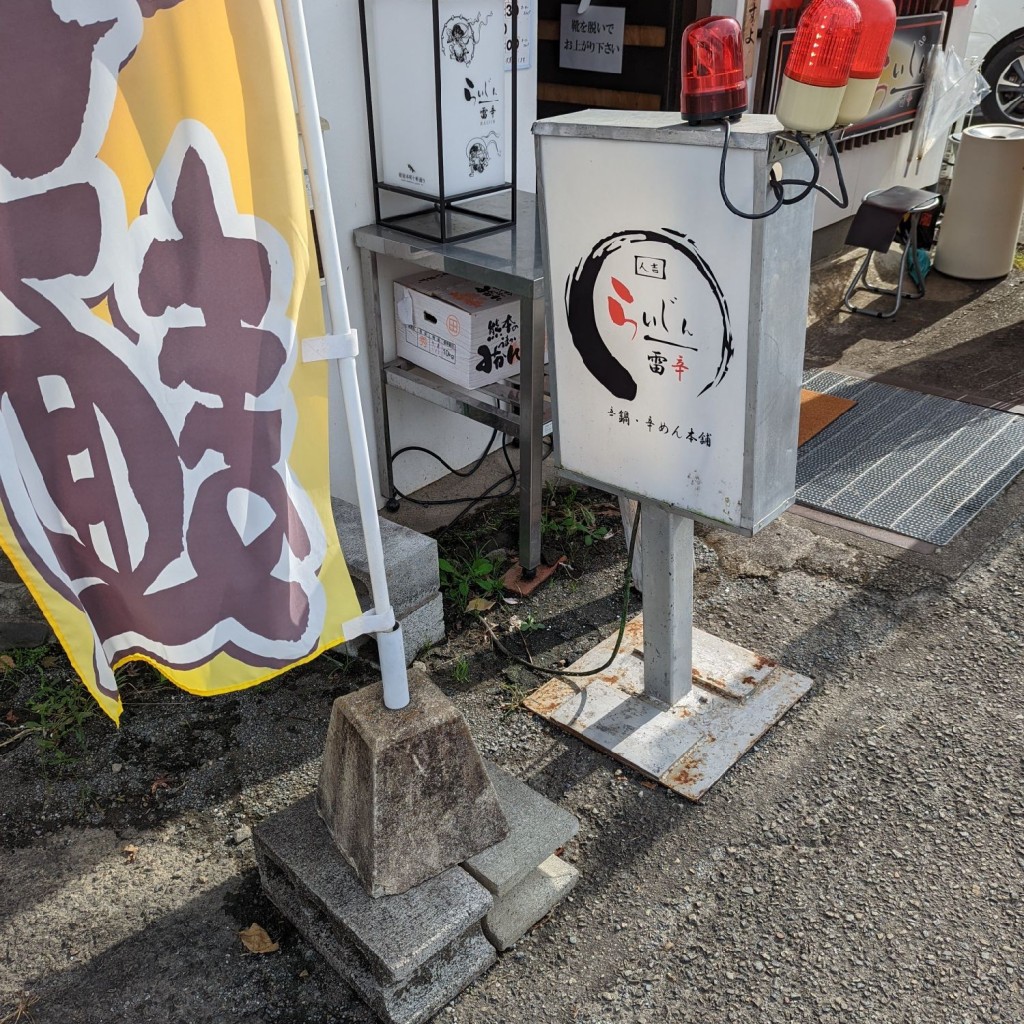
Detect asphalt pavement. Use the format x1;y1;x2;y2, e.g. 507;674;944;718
1;251;1022;1024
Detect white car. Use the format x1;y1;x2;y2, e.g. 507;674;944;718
968;0;1024;123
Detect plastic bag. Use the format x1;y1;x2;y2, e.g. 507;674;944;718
906;47;990;173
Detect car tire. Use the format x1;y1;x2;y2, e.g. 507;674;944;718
980;36;1024;124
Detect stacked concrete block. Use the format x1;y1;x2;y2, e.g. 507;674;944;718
465;763;580;951
256;670;508;1024
255;673;580;1023
255;796;495;1024
0;552;51;649
331;498;444;666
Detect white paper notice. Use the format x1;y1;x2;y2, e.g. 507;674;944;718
559;3;625;75
505;0;533;71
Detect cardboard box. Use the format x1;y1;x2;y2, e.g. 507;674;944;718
394;271;523;389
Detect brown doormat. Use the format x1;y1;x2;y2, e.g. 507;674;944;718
799;389;857;446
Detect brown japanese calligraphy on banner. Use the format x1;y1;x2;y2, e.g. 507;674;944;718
0;0;361;721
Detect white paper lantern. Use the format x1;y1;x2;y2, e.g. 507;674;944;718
359;0;516;242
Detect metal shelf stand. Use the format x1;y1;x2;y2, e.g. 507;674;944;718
354;192;551;575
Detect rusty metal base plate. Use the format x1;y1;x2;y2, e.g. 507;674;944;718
503;557;566;598
524;614;813;801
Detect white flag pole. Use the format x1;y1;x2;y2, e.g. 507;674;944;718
279;0;410;711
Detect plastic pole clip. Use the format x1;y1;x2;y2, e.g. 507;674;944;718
302;329;360;362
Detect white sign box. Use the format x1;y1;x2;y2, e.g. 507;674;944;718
367;0;507;197
535;112;817;535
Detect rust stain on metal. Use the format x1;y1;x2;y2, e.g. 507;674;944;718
740;657;777;690
662;754;705;796
524;679;583;716
624;618;644;647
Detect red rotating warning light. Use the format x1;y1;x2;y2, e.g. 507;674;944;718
775;0;862;133
836;0;897;124
681;17;748;125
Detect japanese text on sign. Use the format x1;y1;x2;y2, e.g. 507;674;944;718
607;408;713;447
559;4;625;75
477;313;521;373
505;1;533;70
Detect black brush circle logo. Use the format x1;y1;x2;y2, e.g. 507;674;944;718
565;229;734;402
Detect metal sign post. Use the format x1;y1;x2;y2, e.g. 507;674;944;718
528;112;816;799
641;507;693;707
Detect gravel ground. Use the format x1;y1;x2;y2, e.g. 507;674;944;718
1;261;1022;1023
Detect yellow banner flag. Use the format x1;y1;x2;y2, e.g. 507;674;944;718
0;0;361;722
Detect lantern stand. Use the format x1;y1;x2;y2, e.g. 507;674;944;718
517;9;876;800
358;0;518;244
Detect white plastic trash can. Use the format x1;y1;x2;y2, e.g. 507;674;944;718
934;124;1024;280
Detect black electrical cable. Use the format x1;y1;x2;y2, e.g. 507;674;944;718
776;141;822;206
435;432;521;540
717;119;850;219
400;451;518;512
805;130;851;209
717;118;819;220
389;438;517;509
436;434;555;541
389;394;557;520
483;501;642;679
392;432;498;477
389;428;501;508
432;470;518;538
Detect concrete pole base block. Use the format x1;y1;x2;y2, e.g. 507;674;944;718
255;795;495;1024
484;854;580;951
317;667;509;897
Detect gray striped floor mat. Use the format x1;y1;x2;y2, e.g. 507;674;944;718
797;370;1024;546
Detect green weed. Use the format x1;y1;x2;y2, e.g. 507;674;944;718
541;485;610;547
438;552;505;608
0;644;52;679
452;657;470;684
497;678;533;715
26;674;95;767
516;613;544;635
320;650;354;675
0;646;68;758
